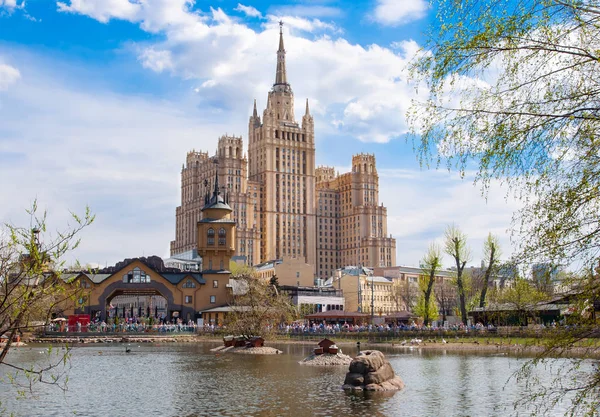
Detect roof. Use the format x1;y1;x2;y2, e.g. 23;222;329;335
59;272;112;284
201;269;231;274
59;270;205;285
378;265;455;278
305;310;370;319
470;302;567;313
327;274;391;285
161;273;205;285
199;305;252;313
384;311;418;319
255;259;282;271
199;217;236;223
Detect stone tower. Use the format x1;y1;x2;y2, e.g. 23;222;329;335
171;136;260;266
248;22;317;271
197;168;237;272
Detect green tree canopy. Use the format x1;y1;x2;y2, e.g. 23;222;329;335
420;243;443;325
410;0;600;265
225;274;296;340
0;202;94;394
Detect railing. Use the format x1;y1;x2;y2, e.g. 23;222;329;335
294;290;343;297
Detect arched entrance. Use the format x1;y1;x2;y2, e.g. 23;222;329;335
107;290;168;322
95;280;177;322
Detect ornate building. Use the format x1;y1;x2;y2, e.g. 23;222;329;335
315;154;396;279
170;24;396;279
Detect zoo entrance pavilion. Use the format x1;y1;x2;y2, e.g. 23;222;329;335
170;24;396;280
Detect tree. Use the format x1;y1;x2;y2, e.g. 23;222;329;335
225;274;297;340
414;293;439;325
420;243;443;326
0;202;94;393
444;225;472;325
391;278;418;312
409;0;600;267
434;278;457;322
495;277;549;324
479;233;501;308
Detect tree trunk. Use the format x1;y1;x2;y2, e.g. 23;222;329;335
456;259;468;325
423;270;435;326
479;246;496;308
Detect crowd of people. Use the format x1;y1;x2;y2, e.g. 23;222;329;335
46;316;504;335
47;317;199;333
281;321;497;335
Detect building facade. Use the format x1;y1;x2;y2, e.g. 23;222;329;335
170;24;396;278
327;266;395;315
315;154;396;279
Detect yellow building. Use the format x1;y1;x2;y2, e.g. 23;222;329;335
170;24;396;279
64;172;238;325
254;256;315;287
328;267;395;315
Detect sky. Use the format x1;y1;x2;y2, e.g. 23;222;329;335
0;0;522;270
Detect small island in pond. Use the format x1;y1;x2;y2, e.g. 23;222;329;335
299;339;352;366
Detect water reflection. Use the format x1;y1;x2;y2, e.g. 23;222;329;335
0;343;585;417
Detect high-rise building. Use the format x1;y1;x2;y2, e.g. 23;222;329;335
248;23;317;270
170;136;260;265
315;155;396;279
170;24;395;278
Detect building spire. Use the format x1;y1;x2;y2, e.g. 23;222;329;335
278;20;285;51
274;20;290;90
305;98;310;116
253;99;258;118
212;160;220;199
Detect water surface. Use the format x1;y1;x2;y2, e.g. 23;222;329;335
0;343;580;416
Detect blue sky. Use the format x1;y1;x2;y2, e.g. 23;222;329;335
0;0;520;269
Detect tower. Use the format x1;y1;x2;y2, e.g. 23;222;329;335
248;22;317;271
197;166;237;272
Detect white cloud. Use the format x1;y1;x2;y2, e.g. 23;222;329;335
234;3;262;18
139;48;174;73
0;45;518;268
0;51;230;266
373;0;429;26
0;63;20;90
55;1;421;143
379;169;521;267
57;0;142;23
270;5;342;18
0;0;24;11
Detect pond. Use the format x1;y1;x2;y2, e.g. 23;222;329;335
0;342;585;416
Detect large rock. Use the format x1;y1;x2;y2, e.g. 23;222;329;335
349;350;385;373
343;350;404;393
344;372;365;386
364;362;395;385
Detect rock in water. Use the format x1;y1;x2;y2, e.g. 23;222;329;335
342;350;404;392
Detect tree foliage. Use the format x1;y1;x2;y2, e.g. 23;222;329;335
225;274;297;340
420;243;443;325
391;278;418;312
410;0;600;266
479;233;501;307
0;202;94;393
444;224;472;324
414;293;439;325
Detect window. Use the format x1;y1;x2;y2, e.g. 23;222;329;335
122;267;150;283
183;279;196;288
207;228;215;246
185;295;193;304
80;279;91;289
210;295;216;304
218;228;226;246
213;280;218;288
